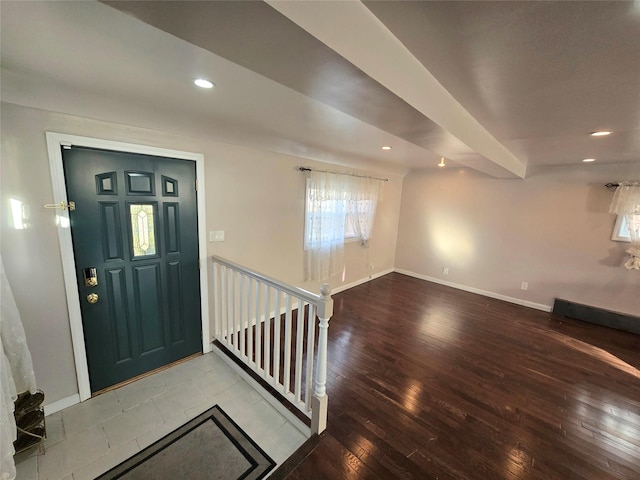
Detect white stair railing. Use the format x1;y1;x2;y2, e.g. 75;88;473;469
211;255;332;434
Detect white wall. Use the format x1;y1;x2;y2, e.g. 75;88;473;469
1;102;402;404
7;98;635;407
395;165;640;317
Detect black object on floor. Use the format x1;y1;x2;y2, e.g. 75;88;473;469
14;390;44;417
13;390;46;454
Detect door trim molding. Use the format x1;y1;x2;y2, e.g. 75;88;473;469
46;132;211;402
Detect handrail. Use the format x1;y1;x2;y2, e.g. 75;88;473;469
211;255;320;305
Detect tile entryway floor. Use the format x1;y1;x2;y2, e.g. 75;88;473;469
14;351;308;480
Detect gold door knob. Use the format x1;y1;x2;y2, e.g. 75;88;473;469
87;293;99;304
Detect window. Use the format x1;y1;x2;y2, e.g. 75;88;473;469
345;199;377;241
130;203;157;256
609;182;640;270
345;214;357;240
304;177;381;248
304;190;373;245
304;179;347;250
612;214;632;242
303;171;383;281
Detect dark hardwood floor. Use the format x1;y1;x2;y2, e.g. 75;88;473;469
284;273;640;479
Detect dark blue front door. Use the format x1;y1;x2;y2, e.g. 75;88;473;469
63;146;201;393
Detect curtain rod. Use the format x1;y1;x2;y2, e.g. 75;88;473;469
298;167;388;182
606;182;640;189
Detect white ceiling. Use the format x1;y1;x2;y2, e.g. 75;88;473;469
2;1;639;178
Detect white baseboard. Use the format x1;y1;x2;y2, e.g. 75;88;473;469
44;393;80;416
394;268;552;312
332;268;395;295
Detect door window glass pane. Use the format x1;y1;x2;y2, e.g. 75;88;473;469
130;204;157;256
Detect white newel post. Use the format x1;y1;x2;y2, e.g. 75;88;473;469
311;283;333;435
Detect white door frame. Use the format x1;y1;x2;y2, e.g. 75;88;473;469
46;132;211;402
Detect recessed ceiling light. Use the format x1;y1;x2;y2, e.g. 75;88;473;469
381;146;392;150
194;78;214;89
582;158;596;162
590;131;612;137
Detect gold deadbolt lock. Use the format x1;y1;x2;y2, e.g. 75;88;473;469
87;293;99;304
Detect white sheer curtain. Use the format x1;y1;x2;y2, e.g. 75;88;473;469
1;256;37;480
304;172;349;281
609;181;640;270
345;177;383;247
303;171;384;281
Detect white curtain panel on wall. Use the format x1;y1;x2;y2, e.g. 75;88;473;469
304;172;349;281
346;177;383;247
1;257;38;480
304;171;384;281
609;181;640;270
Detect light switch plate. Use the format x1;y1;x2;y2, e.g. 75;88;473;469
209;230;225;242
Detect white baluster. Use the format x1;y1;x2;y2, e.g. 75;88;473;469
305;304;316;411
232;270;238;349
283;294;293;394
247;277;254;368
226;267;232;348
294;299;304;403
212;261;219;339
312;283;332;434
216;262;223;341
239;274;245;357
254;279;261;371
263;284;271;381
273;290;281;388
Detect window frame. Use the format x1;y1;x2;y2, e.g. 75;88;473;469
611;214;632;242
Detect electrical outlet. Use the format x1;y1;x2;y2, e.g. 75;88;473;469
443;267;449;275
521;281;528;291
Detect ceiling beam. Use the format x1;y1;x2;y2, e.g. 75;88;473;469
267;0;527;179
